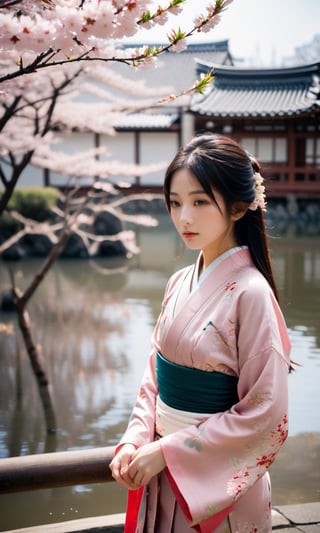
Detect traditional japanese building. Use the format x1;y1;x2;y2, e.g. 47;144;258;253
20;41;320;204
22;41;233;191
190;61;320;198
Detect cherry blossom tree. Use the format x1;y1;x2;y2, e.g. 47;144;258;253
0;0;232;213
0;0;233;441
0;58;166;437
0;0;232;83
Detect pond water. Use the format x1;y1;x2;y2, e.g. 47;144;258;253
0;215;319;531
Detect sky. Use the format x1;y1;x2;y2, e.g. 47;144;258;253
134;0;320;66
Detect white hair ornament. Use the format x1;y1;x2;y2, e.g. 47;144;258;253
248;172;267;212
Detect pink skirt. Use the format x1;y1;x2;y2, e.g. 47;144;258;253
125;467;272;533
124;396;272;533
141;471;233;533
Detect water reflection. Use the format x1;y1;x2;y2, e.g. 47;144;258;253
0;259;161;456
0;215;319;530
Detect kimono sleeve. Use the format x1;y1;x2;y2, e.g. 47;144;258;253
116;349;158;450
116;269;185;450
159;277;291;531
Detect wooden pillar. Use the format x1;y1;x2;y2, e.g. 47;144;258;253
180;108;195;146
134;130;140;187
287;120;295;187
43;168;49;187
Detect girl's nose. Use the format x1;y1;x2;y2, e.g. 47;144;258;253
180;205;193;224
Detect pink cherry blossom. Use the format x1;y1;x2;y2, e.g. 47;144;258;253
169;38;188;53
201;14;222;33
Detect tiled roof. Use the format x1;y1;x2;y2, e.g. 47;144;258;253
191;62;320;118
115;112;179;130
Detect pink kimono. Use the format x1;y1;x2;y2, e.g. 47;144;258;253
118;248;291;533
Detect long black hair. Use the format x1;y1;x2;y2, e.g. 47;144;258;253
163;133;279;301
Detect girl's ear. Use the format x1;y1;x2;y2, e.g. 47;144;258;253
231;202;248;221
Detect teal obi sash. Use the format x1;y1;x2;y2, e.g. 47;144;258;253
156;352;238;414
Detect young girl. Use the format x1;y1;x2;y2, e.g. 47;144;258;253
110;134;291;533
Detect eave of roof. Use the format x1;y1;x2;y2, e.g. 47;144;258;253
115;113;179;130
123;40;230;54
191;61;320;118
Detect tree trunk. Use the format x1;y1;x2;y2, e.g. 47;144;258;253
15;303;57;434
11;230;72;436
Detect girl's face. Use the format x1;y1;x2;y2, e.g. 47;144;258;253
169;167;238;267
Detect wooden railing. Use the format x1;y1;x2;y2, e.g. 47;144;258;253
0;446;115;494
264;165;320;198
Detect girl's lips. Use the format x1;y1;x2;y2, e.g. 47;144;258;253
183;231;198;238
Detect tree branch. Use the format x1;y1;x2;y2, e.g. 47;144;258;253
0;95;22;132
0;150;34;217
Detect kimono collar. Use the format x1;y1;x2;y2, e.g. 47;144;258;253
192;246;248;293
161;246;253;360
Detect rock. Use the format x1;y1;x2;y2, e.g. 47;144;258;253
60;234;89;259
0;289;15;312
93;211;127;257
22;234;53;257
1;243;26;261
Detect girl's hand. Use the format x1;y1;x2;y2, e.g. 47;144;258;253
127;440;166;488
109;443;137;489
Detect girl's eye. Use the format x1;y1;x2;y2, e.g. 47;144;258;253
169;200;180;208
194;199;208;206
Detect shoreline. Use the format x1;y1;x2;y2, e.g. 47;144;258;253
2;502;320;532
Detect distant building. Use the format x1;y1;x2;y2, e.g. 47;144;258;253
120;40;234;96
283;33;320;67
191;61;320;198
19;41;233;191
95;40;234;189
20;41;320;200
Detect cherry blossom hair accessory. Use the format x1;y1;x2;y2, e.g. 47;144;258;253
248;172;267;212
